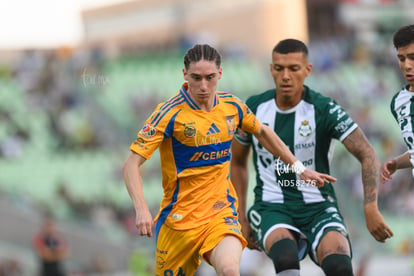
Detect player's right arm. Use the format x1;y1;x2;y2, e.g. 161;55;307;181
123;152;154;237
231;138;260;250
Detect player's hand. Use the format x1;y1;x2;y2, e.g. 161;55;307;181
239;216;261;251
380;160;397;183
135;207;154;237
364;203;393;243
300;169;337;188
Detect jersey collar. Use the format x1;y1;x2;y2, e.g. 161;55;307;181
179;82;218;110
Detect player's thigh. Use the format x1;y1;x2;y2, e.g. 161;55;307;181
205;235;243;271
247;203;300;252
317;230;351;263
201;211;247;264
305;203;351;264
155;224;201;276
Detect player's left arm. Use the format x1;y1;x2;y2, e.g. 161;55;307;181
342;127;394;242
381;151;411;182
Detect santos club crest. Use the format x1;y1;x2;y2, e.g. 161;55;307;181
298;120;312;137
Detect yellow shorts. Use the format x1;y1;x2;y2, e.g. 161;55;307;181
155;208;247;276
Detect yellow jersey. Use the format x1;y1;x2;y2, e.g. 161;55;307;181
130;82;260;231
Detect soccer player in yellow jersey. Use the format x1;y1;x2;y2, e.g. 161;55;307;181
123;44;336;276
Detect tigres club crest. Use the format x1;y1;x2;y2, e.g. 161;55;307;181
226;116;236;136
298;120;312;137
184;125;196;138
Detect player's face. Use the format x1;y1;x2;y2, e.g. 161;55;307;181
43;219;56;234
397;42;414;91
183;59;222;109
270;51;312;108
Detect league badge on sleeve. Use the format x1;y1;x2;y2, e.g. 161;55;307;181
139;123;156;139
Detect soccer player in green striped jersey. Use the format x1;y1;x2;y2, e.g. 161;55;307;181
231;39;393;276
381;24;414;182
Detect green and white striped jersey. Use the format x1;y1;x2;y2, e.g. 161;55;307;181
235;86;358;205
390;85;414;177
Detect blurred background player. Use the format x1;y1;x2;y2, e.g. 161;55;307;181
381;24;414;182
32;214;70;276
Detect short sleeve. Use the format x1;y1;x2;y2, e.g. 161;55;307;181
325;100;358;142
238;101;261;135
129;105;167;160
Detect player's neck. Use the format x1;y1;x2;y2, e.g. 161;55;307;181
195;96;215;111
275;95;302;110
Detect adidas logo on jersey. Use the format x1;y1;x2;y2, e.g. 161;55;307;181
206;123;220;135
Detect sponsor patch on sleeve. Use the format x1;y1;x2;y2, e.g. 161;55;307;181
139;123;156;138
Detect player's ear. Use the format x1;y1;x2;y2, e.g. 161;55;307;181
305;64;312;76
183;68;188;80
218;67;223;79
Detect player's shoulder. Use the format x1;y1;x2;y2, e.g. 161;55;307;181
216;91;241;102
390;85;414;116
216;91;247;111
156;92;185;111
303;85;332;104
149;92;185;123
303;85;340;112
245;89;275;110
391;85;410;103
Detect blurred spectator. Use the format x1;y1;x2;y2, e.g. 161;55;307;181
32;214;70;276
12;50;44;97
56;184;95;220
0;258;22;276
0;111;30;160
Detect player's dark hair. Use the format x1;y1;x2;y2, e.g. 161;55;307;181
273;39;308;57
393;24;414;49
184;44;221;70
